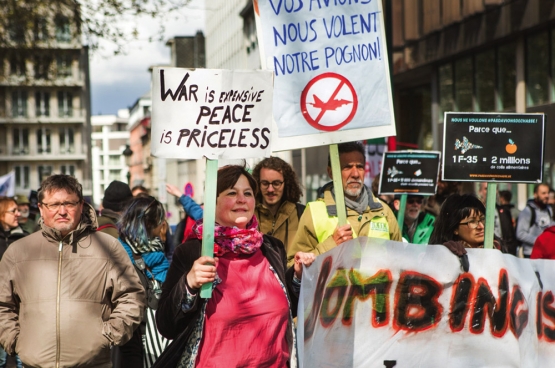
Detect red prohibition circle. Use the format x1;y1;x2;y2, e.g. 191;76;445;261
300;72;358;132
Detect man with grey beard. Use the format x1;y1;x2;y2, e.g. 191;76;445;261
287;141;401;267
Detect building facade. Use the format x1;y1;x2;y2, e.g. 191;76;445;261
0;6;92;198
91;109;130;208
391;0;555;205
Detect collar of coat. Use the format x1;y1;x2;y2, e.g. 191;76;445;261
317;181;383;216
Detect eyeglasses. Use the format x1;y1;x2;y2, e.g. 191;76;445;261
259;180;284;189
40;201;80;211
4;208;19;215
459;217;486;229
407;198;423;205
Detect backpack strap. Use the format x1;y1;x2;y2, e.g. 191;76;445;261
527;204;536;228
295;202;306;219
97;223;117;232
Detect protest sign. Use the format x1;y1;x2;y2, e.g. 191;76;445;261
0;171;15;197
298;239;555;367
378;151;440;195
442;112;545;183
150;68;274;160
255;0;396;151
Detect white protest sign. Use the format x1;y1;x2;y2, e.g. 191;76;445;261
151;68;274;160
255;0;396;151
299;239;555;367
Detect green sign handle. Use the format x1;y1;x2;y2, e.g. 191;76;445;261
200;158;218;298
396;194;407;235
329;144;347;226
484;183;497;249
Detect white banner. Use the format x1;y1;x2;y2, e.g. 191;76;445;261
255;0;396;151
299;238;555;367
0;171;15;197
151;68;274;160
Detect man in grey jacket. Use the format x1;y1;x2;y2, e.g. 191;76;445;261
516;183;553;258
0;174;145;367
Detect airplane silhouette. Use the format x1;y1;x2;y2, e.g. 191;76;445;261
309;95;352;111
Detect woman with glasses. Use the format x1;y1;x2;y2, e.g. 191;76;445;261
154;165;314;368
118;196;170;367
430;193;501;256
0;196;26;368
0;197;28;264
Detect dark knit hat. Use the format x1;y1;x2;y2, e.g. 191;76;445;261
102;181;133;212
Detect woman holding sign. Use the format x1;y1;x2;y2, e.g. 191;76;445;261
154;165;314;367
430;194;502;265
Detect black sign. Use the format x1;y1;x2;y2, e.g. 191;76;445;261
379;151;441;195
442;113;545;183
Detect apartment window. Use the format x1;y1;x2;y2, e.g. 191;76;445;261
8;21;25;43
475;50;495;112
497;43;516;110
109;155;120;165
34;55;51;80
35;91;50;117
59;127;75;153
57;54;72;78
58;91;73;117
12;91;28;117
60;165;75;176
38;165;53;183
109;170;121;181
37;128;52;154
14;166;30;189
527;32;549;107
55;16;71;43
34;18;48;41
9;56;25;76
12;128;29;155
438;63;454;122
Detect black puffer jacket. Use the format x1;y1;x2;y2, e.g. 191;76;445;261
0;226;28;260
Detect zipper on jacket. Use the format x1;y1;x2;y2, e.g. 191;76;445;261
56;240;63;367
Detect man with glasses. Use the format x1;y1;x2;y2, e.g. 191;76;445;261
0;174;145;367
398;195;435;244
252;157;305;251
287;141;401;266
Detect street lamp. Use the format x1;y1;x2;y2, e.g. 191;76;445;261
122;145;133;184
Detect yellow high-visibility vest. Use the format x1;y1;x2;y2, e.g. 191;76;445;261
308;201;390;243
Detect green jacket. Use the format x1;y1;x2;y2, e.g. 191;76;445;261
402;212;435;244
287;183;401;267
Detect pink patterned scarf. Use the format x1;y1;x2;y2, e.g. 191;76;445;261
191;216;263;256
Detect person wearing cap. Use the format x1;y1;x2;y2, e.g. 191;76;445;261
14;194;36;234
98;181;134;238
395;195;435;244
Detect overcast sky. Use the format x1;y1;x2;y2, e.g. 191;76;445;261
89;0;206;116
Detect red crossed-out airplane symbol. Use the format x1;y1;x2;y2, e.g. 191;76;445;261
300;72;358;132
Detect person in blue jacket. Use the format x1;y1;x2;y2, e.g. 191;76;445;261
166;183;204;247
118;196;170;367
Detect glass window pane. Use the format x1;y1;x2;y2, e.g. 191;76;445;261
475;50;495;112
23;166;30;188
439;63;454;122
39;166;53;183
455;57;473;111
526;32;549;106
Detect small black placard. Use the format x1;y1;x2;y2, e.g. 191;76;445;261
379;151;441;195
442;112;545;183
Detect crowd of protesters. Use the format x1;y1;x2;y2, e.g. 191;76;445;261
1;141;555;367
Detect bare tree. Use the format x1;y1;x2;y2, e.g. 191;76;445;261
0;0;193;54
